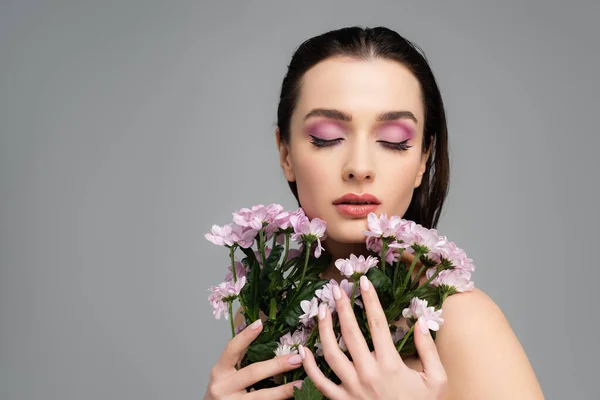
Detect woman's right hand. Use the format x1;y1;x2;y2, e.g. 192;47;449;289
203;319;304;400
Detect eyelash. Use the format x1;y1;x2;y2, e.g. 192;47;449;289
309;136;413;151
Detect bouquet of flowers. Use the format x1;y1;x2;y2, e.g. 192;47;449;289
205;203;475;398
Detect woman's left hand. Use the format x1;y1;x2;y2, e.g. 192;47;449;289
298;275;448;399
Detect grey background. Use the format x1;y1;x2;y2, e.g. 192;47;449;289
1;0;598;399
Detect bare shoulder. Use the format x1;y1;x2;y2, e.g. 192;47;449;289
435;287;545;400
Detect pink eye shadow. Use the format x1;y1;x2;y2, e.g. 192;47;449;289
305;121;345;140
377;122;415;142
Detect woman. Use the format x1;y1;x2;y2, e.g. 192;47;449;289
205;26;544;399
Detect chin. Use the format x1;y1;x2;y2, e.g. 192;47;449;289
325;219;370;244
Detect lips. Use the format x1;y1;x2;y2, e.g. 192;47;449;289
333;193;381;205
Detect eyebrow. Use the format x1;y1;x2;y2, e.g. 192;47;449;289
303;108;418;124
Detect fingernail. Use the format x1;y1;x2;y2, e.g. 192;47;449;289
249;319;262;330
332;284;341;300
360;275;370;291
288;354;302;365
293;380;303;389
298;344;306;360
318;303;327;320
418;318;429;334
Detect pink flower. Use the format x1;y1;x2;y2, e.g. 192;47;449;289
233;204;268;231
290;214;327;258
314;341;324;357
206;223;257;248
315;279;362;313
279;328;310;348
254;248;272;267
207;276;247;320
391;327;407;343
366;237;404;263
425;268;475;292
337;334;348;352
405;224;446;255
401;297;444;331
362;213;404;238
435;238;476;273
299;297;319;326
224;261;248;282
234;320;247;335
335;254;379;278
229;223;257;248
274;207;305;230
232;203;289;237
205;224;234;246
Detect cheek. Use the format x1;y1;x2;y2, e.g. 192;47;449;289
291;150;336;216
381;155;422;216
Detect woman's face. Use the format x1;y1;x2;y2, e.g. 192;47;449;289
277;56;430;246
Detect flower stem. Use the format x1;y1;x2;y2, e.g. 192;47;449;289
396;324;415;353
228;301;235;338
258;229;267;267
298;240;312;288
400;251;422;295
271;233;277;249
381;240;389;274
350;281;358;309
281;232;290;271
229;245;247;315
229;246;238;282
410;263;429;291
269;297;277;320
418;265;443;290
306;325;319;347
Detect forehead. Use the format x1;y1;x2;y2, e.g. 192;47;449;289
294;56;424;127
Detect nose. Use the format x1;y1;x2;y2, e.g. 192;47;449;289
342;140;376;183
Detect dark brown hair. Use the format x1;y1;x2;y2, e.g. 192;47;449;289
276;26;450;229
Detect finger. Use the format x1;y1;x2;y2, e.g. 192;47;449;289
232;353;304;391
332;283;374;373
414;317;447;382
214;318;263;374
359;275;399;364
316;303;358;383
245;380;303;400
299;344;347;400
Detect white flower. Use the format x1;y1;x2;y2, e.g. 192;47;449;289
299;297;319;326
274;344;296;357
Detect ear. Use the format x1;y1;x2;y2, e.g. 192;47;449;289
275;127;296;182
414;135;433;188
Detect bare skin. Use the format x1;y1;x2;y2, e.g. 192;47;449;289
207;55;544;398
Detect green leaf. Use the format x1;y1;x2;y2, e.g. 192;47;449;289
240;253;261;321
279;280;329;327
293;377;324;399
286;253;331;283
267;270;284;293
262;244;284;279
246;341;279;363
367;267;392;294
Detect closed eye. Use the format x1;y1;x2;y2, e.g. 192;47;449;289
309;135;344;147
378;140;412;151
